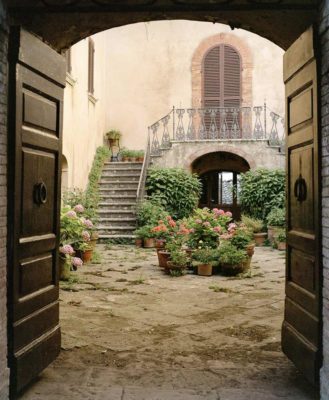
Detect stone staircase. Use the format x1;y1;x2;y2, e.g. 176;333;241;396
97;161;143;239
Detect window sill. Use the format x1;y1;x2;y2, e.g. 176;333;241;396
66;73;76;87
88;92;98;105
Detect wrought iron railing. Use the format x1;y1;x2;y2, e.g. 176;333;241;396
136;128;151;204
149;105;285;156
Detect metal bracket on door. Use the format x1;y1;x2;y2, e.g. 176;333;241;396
33;181;48;205
294;174;307;202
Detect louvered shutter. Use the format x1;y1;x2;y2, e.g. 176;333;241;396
202;44;241;138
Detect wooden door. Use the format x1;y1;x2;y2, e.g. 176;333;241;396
282;26;322;385
7;28;66;395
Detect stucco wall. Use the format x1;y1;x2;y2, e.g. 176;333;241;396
152;140;285;172
103;21;285;151
62;34;113;190
320;0;329;397
0;2;9;399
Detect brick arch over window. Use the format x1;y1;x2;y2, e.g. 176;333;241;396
192;33;253;110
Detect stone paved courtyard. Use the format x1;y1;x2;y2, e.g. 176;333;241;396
20;245;318;400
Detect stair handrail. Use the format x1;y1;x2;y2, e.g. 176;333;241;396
136;128;151;205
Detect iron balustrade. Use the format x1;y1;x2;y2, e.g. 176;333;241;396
137;128;151;204
149;105;285;156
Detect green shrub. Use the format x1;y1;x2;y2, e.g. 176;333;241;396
241;215;264;233
146;168;202;219
84;146;111;222
136;200;169;227
266;207;286;227
218;242;248;265
239;168;285;220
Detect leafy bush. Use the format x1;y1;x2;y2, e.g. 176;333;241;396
239;168;285;220
218;242;248;265
266;207;286;227
146;168;202;219
241;215;264;233
84;146;111;221
230;226;254;249
275;228;286;242
136;200;169;227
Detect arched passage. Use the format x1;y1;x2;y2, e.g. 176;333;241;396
192;151;250;219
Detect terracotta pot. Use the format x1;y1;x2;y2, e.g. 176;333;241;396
143;238;155;248
253;232;267;246
130;157;137;162
268;226;281;243
157;250;170;268
221;262;247;276
135;238;143;247
277;241;286;251
76;248;93;263
155;238;166;249
137;157;144;162
165;261;185;275
246;243;255;257
59;257;71;280
122;156;129;162
197;263;212;276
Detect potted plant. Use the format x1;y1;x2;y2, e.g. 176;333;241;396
134;225;155;248
241;214;267;246
120;148;129;162
75;241;93;263
192;247;218;276
59;244;75;280
105;129;121;148
266;207;285;243
230;225;255;268
218;242;248;276
166;249;188;276
136;150;145;162
275;229;286;251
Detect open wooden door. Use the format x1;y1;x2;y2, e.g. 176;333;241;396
7;28;65;395
282;26;322;385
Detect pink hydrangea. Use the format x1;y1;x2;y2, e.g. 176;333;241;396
228;223;237;231
203;221;211;227
66;210;77;218
213;226;222;233
59;244;74;255
189;228;195;233
225;211;232;217
72;257;83;268
84;219;94;228
74;204;85;213
82;230;90;241
195;219;202;224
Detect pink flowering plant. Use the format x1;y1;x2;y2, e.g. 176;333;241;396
184;208;232;249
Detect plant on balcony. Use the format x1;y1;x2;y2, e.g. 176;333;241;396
146;168;202;219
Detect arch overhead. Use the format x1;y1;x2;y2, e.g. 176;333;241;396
192;33;252;110
185;144;256;171
7;1;317;51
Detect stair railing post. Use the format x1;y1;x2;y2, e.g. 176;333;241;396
172;106;175;141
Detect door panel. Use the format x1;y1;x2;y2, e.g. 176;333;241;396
8;28;65;395
282;26;321;385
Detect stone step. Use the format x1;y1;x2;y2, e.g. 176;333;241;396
99;188;137;199
104;161;143;168
99;195;137;201
98;209;136;216
101;170;141;180
98;202;136;210
100;175;140;182
99;180;139;189
98;234;135;240
98;219;136;228
97;227;136;235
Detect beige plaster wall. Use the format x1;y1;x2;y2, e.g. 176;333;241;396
63;20;285;189
62;33;112;190
104;20;285;150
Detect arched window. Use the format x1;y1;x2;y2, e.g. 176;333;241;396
202;44;241;110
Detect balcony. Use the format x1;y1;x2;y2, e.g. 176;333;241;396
149;105;285;157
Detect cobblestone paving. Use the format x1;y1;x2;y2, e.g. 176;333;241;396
20;245;318;400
